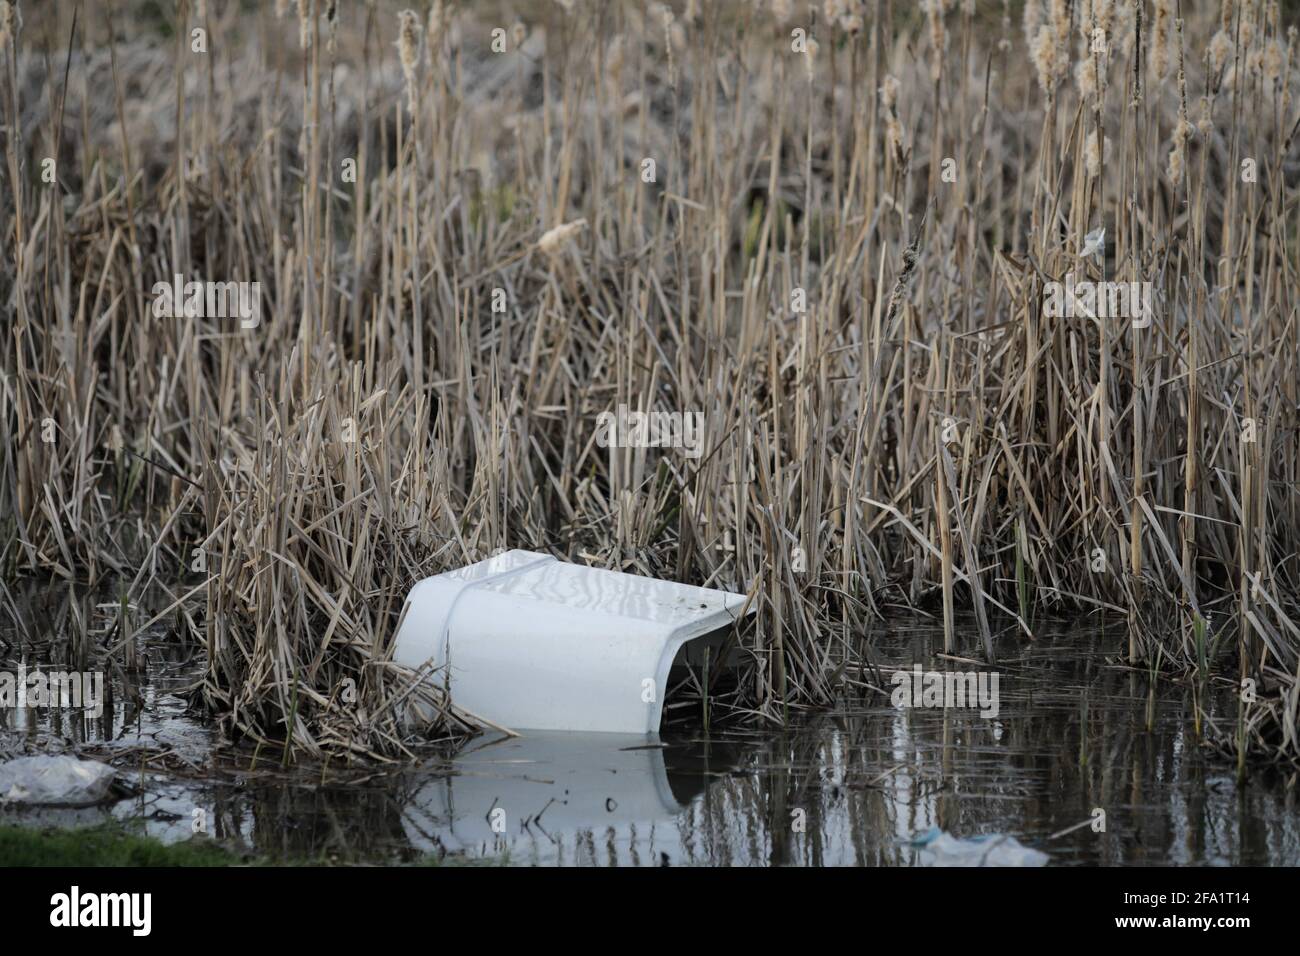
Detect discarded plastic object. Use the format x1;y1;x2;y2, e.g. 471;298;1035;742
0;755;117;807
393;550;752;734
910;826;1049;867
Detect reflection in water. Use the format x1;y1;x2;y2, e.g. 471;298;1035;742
2;599;1298;865
400;733;745;865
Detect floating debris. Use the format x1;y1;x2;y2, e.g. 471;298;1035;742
0;755;117;807
910;827;1049;867
393;550;751;734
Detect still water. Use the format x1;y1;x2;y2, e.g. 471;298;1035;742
2;604;1296;866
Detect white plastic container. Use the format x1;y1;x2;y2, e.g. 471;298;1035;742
392;550;751;734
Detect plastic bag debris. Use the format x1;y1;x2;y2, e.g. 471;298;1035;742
0;755;118;807
910;827;1049;867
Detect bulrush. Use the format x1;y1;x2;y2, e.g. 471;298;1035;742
397;9;421;114
0;1;17;47
4;0;1298;769
537;219;588;257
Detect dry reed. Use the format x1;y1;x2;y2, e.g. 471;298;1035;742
2;1;1299;765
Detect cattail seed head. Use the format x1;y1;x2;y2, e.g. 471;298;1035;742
1246;45;1264;77
1197;95;1214;135
538;219;588;256
925;0;947;82
1085;129;1101;177
1221;0;1236;33
606;35;626;84
1239;1;1257;49
0;2;15;48
1031;25;1058;93
1168;45;1193;189
1049;0;1069;60
880;75;905;162
1119;0;1138;59
1208;30;1233;74
1075;53;1098;98
298;0;313;49
1167;117;1193;182
885;114;905;163
1023;0;1042;48
1151;0;1173;80
1166;143;1185;182
880;75;900;110
397;9;421;113
649;3;679;87
1284;27;1297;111
883;76;904;160
1095;0;1116;37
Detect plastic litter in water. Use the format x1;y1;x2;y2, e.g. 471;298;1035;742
909;826;1049;867
393;549;752;735
0;755;118;807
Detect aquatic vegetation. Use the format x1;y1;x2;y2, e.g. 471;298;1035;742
0;1;1297;766
0;822;243;867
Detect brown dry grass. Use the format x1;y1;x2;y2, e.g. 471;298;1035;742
2;0;1299;765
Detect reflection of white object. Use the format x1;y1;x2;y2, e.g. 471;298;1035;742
912;827;1049;867
0;755;116;806
393;550;751;734
403;733;691;853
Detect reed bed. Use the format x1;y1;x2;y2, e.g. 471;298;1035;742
2;0;1299;764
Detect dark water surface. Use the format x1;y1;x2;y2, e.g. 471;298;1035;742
2;596;1296;866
